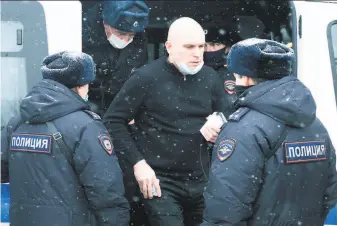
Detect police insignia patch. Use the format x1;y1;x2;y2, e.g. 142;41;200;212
217;138;236;161
99;135;114;155
224;80;236;95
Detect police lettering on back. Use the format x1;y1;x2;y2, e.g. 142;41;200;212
284;140;326;163
11;134;52;153
1;51;130;226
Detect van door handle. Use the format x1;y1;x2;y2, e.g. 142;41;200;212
16;29;22;45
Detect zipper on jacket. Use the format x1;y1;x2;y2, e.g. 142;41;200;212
184;75;186;81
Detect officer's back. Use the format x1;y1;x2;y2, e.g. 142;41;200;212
201;38;337;226
1;51;130;226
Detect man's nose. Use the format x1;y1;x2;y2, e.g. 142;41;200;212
193;48;203;58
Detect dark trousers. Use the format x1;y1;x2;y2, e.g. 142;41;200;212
121;165;149;226
142;175;207;226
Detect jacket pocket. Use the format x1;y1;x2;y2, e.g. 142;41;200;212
10;203;72;226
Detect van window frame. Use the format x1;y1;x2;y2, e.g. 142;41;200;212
289;1;298;78
327;20;337;108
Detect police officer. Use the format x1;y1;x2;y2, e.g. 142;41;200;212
201;38;337;226
82;0;150;116
203;25;242;116
1;51;130;226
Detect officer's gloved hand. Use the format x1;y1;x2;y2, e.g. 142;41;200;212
134;160;162;199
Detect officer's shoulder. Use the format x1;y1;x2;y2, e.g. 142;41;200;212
59;110;102;130
83;110;101;120
71;110;108;135
228;107;251;122
228;107;277;125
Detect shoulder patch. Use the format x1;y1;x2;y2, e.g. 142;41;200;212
217;138;236;162
98;135;114;155
228;107;250;121
283;140;327;164
10;133;52;154
224;80;236;95
84;110;101;120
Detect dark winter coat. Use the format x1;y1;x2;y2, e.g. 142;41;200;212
103;56;231;179
201;76;337;226
82;3;148;116
1;79;130;226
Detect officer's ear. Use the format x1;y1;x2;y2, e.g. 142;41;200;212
72;85;89;99
245;76;257;86
240;76;254;86
72;86;81;95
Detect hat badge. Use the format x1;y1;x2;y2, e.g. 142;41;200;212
133;21;139;27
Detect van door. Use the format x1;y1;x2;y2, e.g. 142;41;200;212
0;1;82;128
1;1;82;225
293;1;337;152
293;2;337;225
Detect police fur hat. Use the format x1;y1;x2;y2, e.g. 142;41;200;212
204;26;228;44
227;38;295;79
102;0;150;33
41;51;95;88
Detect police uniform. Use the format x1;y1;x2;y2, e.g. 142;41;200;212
201;39;337;226
82;2;151;225
1;51;130;226
203;26;242;117
82;1;150;116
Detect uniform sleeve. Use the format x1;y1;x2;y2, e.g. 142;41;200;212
211;71;232;118
73;121;130;226
323;138;337;216
201;123;265;226
1;116;21;183
103;70;151;166
1;126;9;183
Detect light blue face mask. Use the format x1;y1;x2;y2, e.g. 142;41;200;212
176;61;204;75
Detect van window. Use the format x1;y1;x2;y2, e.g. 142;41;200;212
327;21;337;107
1;1;48;128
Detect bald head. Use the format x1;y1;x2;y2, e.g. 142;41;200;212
166;17;205;73
167;17;205;42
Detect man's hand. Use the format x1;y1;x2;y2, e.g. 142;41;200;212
200;112;226;143
200;125;220;143
134;160;162;199
129;119;135;125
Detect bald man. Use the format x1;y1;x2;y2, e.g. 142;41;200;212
103;17;231;226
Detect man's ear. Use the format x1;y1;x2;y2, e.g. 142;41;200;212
165;41;172;54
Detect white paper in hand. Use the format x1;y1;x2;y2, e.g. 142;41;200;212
205;112;227;129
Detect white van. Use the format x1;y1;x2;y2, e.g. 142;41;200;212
1;1;337;225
